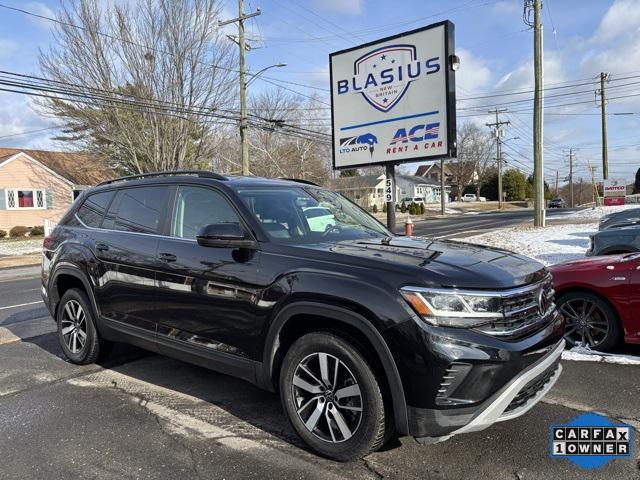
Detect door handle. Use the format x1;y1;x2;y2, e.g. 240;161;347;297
95;243;109;252
159;252;177;263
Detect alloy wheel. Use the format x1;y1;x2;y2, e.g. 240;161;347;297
60;300;87;354
291;352;363;443
560;298;609;348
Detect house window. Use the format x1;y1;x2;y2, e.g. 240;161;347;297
5;189;46;210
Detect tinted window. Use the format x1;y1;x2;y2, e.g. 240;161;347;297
171;186;241;240
104;186;170;234
76;191;114;228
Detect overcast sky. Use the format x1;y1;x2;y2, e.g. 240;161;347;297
0;0;639;184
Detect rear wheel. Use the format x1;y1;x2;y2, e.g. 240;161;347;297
557;291;621;352
279;332;387;461
57;288;110;364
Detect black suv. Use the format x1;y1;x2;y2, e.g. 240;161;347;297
42;171;564;461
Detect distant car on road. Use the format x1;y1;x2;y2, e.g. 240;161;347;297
303;206;335;232
461;194;486;202
587;225;640;256
599;207;640;230
548;198;566;208
400;196;425;205
550;254;640;351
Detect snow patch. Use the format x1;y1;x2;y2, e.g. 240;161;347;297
562;346;640;365
460;223;597;265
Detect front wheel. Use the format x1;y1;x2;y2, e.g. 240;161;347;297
557;291;621;352
279;332;387;461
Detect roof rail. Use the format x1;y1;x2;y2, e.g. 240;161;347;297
279;177;320;187
97;170;227;186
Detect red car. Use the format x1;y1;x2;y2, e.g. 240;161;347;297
549;253;640;352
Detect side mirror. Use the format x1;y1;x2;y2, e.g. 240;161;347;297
196;223;256;249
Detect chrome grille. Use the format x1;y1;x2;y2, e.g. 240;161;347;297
475;276;556;339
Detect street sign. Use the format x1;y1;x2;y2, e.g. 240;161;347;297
385;177;394;203
329;21;456;169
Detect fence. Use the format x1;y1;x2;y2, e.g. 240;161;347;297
44;218;58;236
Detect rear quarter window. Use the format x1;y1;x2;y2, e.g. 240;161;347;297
76;191;114;228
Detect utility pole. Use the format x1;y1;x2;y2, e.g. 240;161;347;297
555;170;559;196
598;72;609;180
532;0;545;226
486;108;509;209
568;148;574;208
219;0;261;176
587;160;599;206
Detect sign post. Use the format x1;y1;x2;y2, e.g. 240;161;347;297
329;21;457;229
385;164;396;229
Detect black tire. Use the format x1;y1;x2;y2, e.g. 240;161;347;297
56;288;110;364
557;291;622;352
280;332;386;461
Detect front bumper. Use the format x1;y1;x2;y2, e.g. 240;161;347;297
415;338;564;444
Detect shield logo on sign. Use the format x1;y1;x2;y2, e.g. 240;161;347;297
353;44;417;113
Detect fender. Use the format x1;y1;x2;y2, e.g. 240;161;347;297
50;264;100;320
258;302;409;435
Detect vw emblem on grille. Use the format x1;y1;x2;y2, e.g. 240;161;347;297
537;288;549;315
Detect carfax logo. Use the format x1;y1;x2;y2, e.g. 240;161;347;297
550;412;632;469
336;44;440;112
339;133;378;157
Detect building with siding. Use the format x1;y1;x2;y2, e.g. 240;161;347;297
0;148;113;230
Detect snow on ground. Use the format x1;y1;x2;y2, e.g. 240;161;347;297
461;223;597;266
555;204;640;220
562;346;640;365
0;239;42;256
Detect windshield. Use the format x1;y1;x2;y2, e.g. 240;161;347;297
236;186;391;244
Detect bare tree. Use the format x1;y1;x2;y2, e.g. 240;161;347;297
247;89;330;183
39;0;237;174
454;122;495;195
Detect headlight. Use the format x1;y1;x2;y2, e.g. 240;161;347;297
400;287;503;328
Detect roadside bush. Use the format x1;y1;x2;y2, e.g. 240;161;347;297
382;203;387;213
372;204;378;213
0;229;6;239
420;203;425;215
30;225;45;236
409;203;417;215
9;226;29;238
400;201;407;213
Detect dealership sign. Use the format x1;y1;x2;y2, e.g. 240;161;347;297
603;179;626;206
329;21;456;169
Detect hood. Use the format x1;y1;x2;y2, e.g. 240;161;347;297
549;254;633;272
303;236;548;289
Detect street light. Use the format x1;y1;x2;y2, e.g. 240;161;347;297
240;62;286;175
246;63;287;86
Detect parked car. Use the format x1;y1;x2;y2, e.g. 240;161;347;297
587;225;640;256
400;196;425;205
461;193;486;202
303;206;335;232
548;198;566;209
42;171;564;461
550;254;640;352
599;207;640;230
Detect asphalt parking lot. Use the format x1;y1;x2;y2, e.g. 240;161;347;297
1;266;639;480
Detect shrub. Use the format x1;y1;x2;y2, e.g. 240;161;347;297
382;203;387;213
420;203;425;215
30;225;45;236
9;226;29;238
0;229;6;239
400;201;407;213
409;203;417;215
372;204;378;213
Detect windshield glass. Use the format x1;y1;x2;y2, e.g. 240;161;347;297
236;186;391;244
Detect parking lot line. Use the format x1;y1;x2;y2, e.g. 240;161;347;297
0;300;43;311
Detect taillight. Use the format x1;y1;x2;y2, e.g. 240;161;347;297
43;236;55;251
